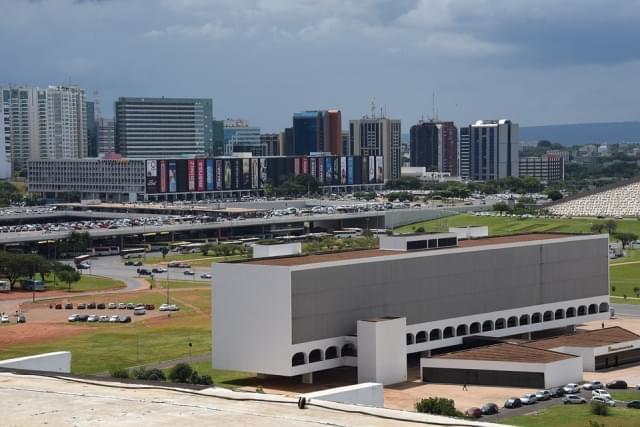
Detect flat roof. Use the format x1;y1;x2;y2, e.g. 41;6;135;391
433;342;577;364
246;233;577;267
528;327;640;350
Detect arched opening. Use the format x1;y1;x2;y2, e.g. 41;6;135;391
292;352;306;366
429;329;442;341
507;316;518;328
482;320;493;332
406;333;414;345
532;312;542;323
456;324;468;336
555;309;565;319
309;349;323;363
599;302;609;313
415;331;427;343
543;311;553;322
470;322;481;334
495;318;506;330
341;343;357;357
443;326;454;339
325;346;338;360
588;304;597;314
519;314;530;325
566;307;576;318
578;305;587;316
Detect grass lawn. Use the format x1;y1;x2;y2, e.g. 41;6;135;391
609;256;640;299
144;253;246;267
611;390;640;401
43;274;125;292
0;289;212;374
500;404;640;426
153;279;211;289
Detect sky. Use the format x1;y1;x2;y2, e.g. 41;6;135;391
2;0;640;132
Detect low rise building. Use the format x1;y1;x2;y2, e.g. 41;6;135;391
519;154;564;183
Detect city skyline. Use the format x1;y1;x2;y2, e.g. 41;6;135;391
2;0;639;132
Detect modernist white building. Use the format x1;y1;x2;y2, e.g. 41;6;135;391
212;233;610;384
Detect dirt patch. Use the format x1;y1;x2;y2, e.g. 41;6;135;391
0;290;70;302
0;323;91;346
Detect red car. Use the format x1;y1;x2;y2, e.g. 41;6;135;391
464;407;482;418
54;303;62;309
144;304;155;310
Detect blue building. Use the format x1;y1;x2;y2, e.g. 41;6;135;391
293;111;322;155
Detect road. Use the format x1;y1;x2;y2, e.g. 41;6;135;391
611;303;640;317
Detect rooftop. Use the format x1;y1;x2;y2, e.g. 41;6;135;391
433;342;577;364
528;327;640;350
246;233;577;267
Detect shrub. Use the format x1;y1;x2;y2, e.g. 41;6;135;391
199;375;213;386
145;368;166;381
132;367;149;380
110;368;130;379
415;227;425;233
415;397;462;417
169;363;193;383
590;401;610;416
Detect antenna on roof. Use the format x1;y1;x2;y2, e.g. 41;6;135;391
370;98;376;119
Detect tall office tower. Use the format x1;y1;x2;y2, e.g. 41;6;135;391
292;109;342;155
40;86;88;159
1;86;40;172
438;121;458;176
284;127;294;155
459;127;470;180
223;119;264;156
86;101;97;157
349;116;402;180
97;118;115;154
410;120;458;175
211;120;224;156
115;97;212;157
341;130;351;155
260;133;280;156
468;119;519;181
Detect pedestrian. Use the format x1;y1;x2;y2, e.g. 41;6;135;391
462;384;468;391
602;322;605;329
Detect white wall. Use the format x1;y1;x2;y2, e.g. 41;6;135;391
549;339;640;372
253;243;301;259
0;352;71;373
357;317;407;385
544;357;583;388
449;226;489;240
303;383;384;407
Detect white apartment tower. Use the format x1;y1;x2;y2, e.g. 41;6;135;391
349;116;401;180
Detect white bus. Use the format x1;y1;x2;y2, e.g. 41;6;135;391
332;228;363;239
120;248;146;259
74;254;91;265
92;246;120;256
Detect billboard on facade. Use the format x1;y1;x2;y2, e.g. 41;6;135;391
146;160;158;193
234;159;241;189
325;157;333;184
215;160;223;190
340;156;347;185
251;159;259;189
318;157;324;184
362;156;369;184
369;156;375;183
347;156;354;185
187;159;196;191
242;159;250;189
333;157;340;183
310;157;316;179
168;161;177;192
159;160;168;192
376;156;384;183
293;157;300;175
196;159;205;191
176;160;188;192
302;157;309;174
206;159;214;191
224;160;231;190
259;158;267;188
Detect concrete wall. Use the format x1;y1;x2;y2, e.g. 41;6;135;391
449;226;489;240
302;383;384;407
0;352;71;373
550;338;640;371
357;317;407;385
291;235;608;343
543;357;583;388
253;242;301;258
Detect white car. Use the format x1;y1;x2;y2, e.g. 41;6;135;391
591;395;616;406
168;304;180;311
108;315;120;323
107;303;117;309
159;304;169;311
200;273;212;279
520;394;537;405
1;314;10;323
583;380;604;390
563;383;581;394
592;389;612;398
117;303;127;309
133;307;146;315
87;315;99;322
98;315;109;322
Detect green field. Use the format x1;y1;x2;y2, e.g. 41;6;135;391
395;213;640;236
154;279;211;289
39;274;125;292
610;260;640;300
611;390;640;401
500;404;640;427
161;360;253;388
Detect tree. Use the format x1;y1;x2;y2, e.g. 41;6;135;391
161;247;169;259
57;268;81;290
0;252;31;289
634;286;640;298
168;363;193;383
590;223;606;234
60;231;92;255
521;176;543;193
492;202;510;213
605;220;618;235
613;232;638;249
384;176;421;190
415;397;462;417
546;190;563;201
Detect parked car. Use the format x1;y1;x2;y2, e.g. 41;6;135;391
548;387;566;398
97;303;106;309
179;263;191;268
119;316;132;323
184;270;195;276
77;262;91;270
464;407;482;418
133;307;146;315
592;389;612;398
627;400;640;409
98;315;109;323
118;303;127;309
126;303;135;310
168;304;179;311
67;314;79;322
159;304;169;311
109;315;120;323
124;260;135;266
107;302;117;309
87;315;99;322
77;314;89;322
535;390;551;401
563;395;587;404
583;380;604;390
591;395;616;406
144;304;155;310
606;380;628;389
152;268;167;273
520;394;537;405
87;302;97;309
64;303;73;309
77;303;86;310
54;303;62;309
480;403;499;415
200;273;212;279
137;268;151;276
133;261;143;267
563;383;581;394
2;314;11;323
16;315;26;323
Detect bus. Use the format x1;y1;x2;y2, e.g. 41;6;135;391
74;254;91;265
120;248;146;259
92;246;120;256
20;278;45;292
332;228;363;239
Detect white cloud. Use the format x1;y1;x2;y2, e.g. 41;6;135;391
144;22;233;39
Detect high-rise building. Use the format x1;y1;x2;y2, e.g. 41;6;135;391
97;118;115;154
284;127;294;155
211;120;224;156
326;109;342;155
1;86;40;172
260;133;280;156
468;120;519;181
115;97;212;157
459;127;470;180
292;109;342;155
0;99;9;179
341;130;350;155
410;121;439;171
349;116;402;180
223;119;264;156
438;121;458;176
86;101;97;157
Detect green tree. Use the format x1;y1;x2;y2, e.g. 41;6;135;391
521;176;543;193
613;232;638;249
0;252;31;289
384;176;421;190
590;223;606;234
57;268;81;290
168;363;193;383
492;202;510;213
605;220;618;235
200;243;213;256
546;189;563;201
161;247;169;259
60;231;92;254
415;397;462;417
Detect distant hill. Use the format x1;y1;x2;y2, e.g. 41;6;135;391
520;121;640;146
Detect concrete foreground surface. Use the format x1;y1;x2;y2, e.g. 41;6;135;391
1;373;504;427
